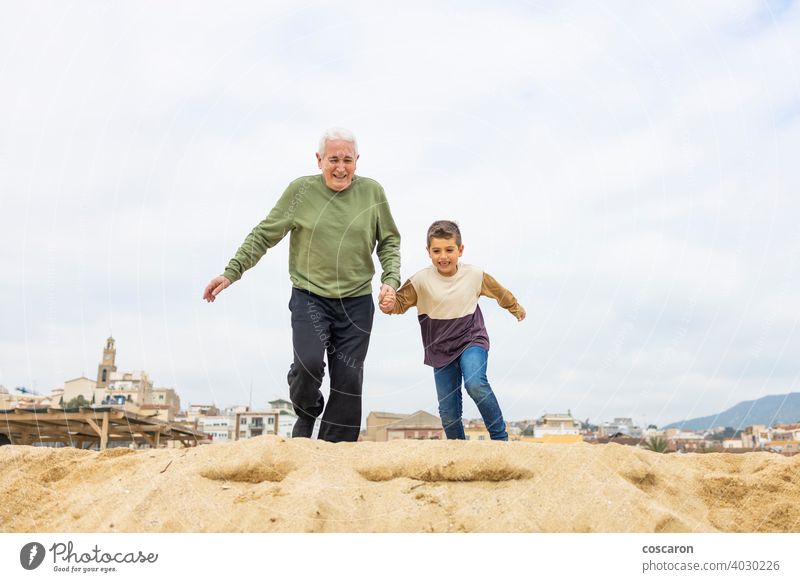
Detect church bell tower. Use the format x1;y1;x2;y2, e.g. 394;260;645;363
96;336;117;390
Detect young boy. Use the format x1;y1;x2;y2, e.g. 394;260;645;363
380;220;525;441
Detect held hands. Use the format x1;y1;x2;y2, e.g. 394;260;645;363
203;275;231;303
378;284;396;314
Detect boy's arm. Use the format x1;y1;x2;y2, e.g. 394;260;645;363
480;273;526;321
388;279;418;314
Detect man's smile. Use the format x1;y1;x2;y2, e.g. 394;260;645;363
317;138;358;190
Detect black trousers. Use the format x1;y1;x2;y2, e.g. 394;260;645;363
287;287;374;442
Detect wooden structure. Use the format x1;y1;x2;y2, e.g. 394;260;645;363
0;405;208;450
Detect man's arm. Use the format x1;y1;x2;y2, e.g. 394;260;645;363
375;188;401;291
223;187;298;284
202;183;297;302
480;273;526;321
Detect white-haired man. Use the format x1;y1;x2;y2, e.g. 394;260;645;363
203;128;400;442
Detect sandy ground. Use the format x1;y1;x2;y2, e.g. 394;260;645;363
1;436;799;533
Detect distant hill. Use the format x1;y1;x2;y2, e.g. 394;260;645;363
663;393;800;431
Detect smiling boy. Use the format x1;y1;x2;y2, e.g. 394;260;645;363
381;220;525;441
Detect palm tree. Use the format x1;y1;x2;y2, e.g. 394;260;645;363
644;435;669;453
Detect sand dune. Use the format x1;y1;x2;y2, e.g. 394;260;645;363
2;436;799;533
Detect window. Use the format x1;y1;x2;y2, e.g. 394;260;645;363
268;417;274;425
240;417;247;425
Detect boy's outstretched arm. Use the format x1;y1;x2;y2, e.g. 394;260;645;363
381;279;417;315
480;273;526;321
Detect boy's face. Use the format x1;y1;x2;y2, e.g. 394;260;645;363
428;236;464;277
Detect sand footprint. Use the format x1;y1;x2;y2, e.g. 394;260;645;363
200;456;294;483
357;457;532;482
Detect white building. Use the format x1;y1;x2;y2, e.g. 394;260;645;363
198;416;234;442
235;411;280;440
268;399;298;438
599;417;642;437
533;413;580;438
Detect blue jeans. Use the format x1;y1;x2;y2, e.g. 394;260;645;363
433;346;508;441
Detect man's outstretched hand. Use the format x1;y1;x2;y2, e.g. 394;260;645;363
378;283;396;313
203;275;231;303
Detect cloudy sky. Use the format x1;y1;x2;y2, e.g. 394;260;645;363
2;0;799;428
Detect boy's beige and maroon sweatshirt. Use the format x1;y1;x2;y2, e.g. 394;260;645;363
390;263;523;368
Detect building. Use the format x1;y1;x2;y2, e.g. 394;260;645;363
771;423;800;442
96;337;118;390
59;337;159;409
463;420;490;441
198;416;235;442
741;425;771;449
365;411;408;441
365;410;443;441
268;398;298;438
598;417;641;438
670;435;706;452
767;441;800;454
222;405;250;416
49;388;64;405
235;411;280;440
721;438;743;449
61;376;99;406
514;413;583;443
150;388;181;420
534;413;581;437
268;399;294;413
186;404;220;424
191;400;297;442
194;400;297;441
106;370;153;407
94;337;137;403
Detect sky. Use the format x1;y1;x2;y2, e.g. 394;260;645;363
1;0;799;428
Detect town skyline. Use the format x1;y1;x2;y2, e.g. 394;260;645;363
4;334;799;431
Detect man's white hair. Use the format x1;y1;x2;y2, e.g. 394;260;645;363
318;127;358;157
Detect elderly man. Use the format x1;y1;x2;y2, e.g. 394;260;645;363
203;128;400;442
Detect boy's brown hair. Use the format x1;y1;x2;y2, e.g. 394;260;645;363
426;220;462;247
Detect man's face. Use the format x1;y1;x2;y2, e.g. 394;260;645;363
428;236;464;277
316;139;358;191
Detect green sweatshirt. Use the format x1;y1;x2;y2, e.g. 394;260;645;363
223;174;401;298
